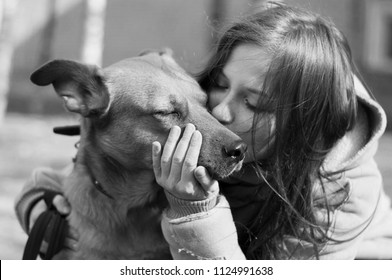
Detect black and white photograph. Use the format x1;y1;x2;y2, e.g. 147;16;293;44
1;0;391;278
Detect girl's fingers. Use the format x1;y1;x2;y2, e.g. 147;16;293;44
153;124;211;201
194;166;219;196
181;130;202;178
160;126;182;176
152;141;162;178
171;124;196;179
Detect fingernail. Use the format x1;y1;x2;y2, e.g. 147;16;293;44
186;123;195;130
194;130;201;137
194;166;205;177
152;142;160;153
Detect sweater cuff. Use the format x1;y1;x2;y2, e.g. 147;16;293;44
164;191;218;219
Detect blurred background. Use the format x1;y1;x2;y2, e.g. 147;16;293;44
0;0;391;260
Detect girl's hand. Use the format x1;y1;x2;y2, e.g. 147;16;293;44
152;123;219;201
29;195;79;257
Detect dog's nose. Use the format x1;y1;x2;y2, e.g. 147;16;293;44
223;141;247;160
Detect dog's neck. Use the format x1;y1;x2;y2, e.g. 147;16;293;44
64;155;169;259
77;138;163;209
68;147;165;238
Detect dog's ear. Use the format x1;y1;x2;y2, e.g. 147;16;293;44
30;59;110;117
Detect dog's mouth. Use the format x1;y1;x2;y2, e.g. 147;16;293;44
227;158;244;178
206;157;245;181
233;160;244;172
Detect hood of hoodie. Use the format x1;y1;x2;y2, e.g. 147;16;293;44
323;76;387;172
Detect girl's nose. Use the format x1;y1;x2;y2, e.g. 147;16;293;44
211;101;233;125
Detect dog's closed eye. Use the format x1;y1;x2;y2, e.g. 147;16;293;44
153;110;182;119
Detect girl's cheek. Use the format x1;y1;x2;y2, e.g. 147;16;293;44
208;88;228;108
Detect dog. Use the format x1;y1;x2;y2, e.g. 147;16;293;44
30;49;247;259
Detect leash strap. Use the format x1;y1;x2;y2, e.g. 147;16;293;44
22;191;68;260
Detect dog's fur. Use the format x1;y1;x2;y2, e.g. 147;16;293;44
31;50;246;259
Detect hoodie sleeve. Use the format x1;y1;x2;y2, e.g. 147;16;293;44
283;157;392;260
283;81;392;259
161;192;246;260
14;165;71;233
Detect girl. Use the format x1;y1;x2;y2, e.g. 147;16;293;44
16;2;392;259
152;3;392;259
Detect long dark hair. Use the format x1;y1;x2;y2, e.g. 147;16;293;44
197;2;358;259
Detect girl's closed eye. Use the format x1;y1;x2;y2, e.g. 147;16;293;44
244;97;257;111
243;89;268;112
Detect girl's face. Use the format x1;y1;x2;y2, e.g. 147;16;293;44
208;44;275;162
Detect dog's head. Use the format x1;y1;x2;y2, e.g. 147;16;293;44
31;50;246;202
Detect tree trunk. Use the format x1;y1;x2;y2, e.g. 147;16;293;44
209;0;225;45
0;0;19;125
38;0;57;66
81;0;107;66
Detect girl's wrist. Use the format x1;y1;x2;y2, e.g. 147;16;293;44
164;190;218;219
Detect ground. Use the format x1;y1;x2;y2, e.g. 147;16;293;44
0;112;391;260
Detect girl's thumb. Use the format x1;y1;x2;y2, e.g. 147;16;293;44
194;166;219;195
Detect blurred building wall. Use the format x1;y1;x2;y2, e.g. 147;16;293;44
6;0;392;130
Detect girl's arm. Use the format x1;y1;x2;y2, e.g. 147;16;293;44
153;124;245;259
161;192;245;259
